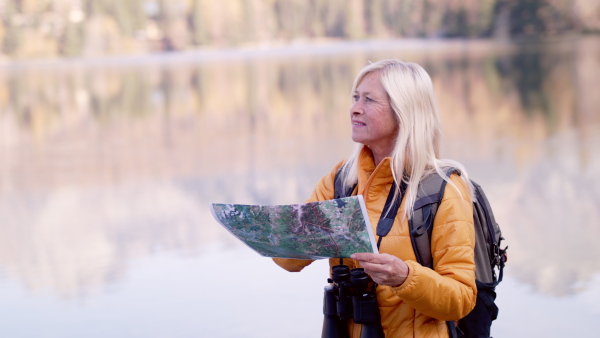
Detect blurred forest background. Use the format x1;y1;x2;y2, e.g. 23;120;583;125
0;0;599;60
1;1;600;337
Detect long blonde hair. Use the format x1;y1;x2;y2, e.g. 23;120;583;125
341;59;473;219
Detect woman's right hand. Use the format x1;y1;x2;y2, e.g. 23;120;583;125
350;252;410;287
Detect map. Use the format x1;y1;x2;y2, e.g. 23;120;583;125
210;195;378;259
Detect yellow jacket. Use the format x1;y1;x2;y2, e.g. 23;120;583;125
274;147;477;337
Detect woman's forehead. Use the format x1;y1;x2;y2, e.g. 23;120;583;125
356;71;384;91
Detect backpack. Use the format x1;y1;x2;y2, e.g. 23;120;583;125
334;167;508;338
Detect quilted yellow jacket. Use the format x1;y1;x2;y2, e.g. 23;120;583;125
273;147;477;337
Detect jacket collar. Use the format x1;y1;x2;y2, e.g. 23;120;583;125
357;146;394;194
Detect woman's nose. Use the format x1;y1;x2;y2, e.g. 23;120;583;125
351;102;363;115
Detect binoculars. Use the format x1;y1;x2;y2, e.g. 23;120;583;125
321;265;385;338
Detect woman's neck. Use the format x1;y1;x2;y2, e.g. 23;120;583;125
370;146;393;167
373;154;386;166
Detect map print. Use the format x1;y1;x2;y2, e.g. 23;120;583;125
210;195;378;259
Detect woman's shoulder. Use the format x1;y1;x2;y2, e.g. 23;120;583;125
433;170;474;228
305;158;347;203
445;170;472;202
417;167;469;195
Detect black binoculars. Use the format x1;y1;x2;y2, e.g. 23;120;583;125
321;265;385;338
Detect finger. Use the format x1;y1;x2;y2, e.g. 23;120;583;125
352;253;395;265
361;261;390;274
350;252;376;262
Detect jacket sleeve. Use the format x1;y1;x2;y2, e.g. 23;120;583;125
272;160;345;272
391;174;477;321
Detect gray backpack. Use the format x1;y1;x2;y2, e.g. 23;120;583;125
334;167;508;338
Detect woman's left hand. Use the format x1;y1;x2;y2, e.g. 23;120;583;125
350;253;410;287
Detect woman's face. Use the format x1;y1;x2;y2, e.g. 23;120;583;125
350;71;398;155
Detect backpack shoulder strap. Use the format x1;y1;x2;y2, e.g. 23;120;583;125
334;166;356;199
409;168;457;268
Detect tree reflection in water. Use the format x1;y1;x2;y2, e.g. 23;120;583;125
0;37;599;336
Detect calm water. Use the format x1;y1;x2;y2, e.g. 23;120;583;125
1;37;599;337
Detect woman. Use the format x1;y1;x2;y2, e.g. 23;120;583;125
273;59;476;337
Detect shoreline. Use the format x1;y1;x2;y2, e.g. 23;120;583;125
2;35;596;70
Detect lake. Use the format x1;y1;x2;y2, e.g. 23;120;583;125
1;36;599;337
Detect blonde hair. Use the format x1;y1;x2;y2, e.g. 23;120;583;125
341;59;473;219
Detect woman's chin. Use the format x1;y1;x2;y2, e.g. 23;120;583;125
351;134;366;145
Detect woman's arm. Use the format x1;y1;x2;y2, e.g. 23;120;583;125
390;174;477;320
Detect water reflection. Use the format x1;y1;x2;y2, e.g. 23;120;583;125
0;37;599;333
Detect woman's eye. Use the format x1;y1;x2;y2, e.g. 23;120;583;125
352;95;359;102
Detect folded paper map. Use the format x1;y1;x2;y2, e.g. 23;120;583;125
210;195;378;259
